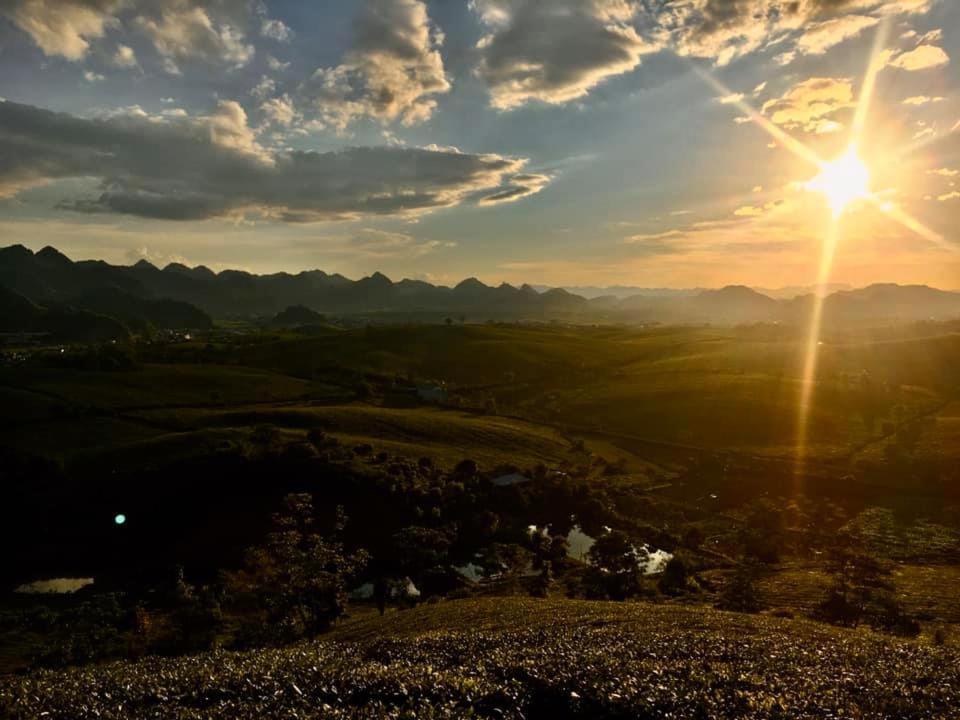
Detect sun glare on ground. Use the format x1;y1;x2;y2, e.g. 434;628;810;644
806;146;871;216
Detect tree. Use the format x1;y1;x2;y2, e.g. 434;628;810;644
740;499;784;564
717;560;763;613
531;561;553;598
225;494;369;644
813;536;916;634
658;557;689;596
584;531;643;600
391;526;452;579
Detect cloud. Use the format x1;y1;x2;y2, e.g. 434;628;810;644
762;77;854;133
83;70;105;82
250;75;276;100
0;99;549;222
260;17;291;43
463;0;938;110
886;44;950;71
301;0;450;131
111;42;138;67
938;192;960;202
928;168;959;178
0;0;124;60
345;228;450;259
259;94;297;127
134;1;254;70
470;0;656;110
734;199;783;217
477;173;551;206
902;95;944;105
266;54;289;71
717;93;744;105
642;0;935;68
792;14;879;57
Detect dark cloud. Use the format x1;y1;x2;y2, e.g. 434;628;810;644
300;0;450;130
471;0;656;109
0;99;548;221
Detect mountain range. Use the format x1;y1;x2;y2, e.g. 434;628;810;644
1;245;959;339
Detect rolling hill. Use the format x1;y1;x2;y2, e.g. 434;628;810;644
2;598;958;719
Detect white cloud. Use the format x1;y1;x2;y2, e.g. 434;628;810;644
266;54;290;72
302;0;450;130
250;75;276;100
793;14;879;57
134;2;254;69
762;77;854;133
260;94;297;127
0;0;123;60
111;43;138;68
886;44;950;71
83;69;105;82
718;93;744;105
260;17;291;42
902;95;944;105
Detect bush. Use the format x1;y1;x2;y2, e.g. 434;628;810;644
33;594;131;668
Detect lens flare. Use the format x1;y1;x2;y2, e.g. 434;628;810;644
806;147;870;216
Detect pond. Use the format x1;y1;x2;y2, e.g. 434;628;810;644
528;524;673;575
14;578;95;595
455;525;673;583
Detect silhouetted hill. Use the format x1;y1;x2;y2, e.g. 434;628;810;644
2;245;959;327
0;246;592;320
0;285;130;342
73;287;214;332
269;305;327;328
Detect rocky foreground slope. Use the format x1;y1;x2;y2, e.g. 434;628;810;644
2;598;958;719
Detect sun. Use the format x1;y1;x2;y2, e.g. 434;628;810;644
806;146;871;216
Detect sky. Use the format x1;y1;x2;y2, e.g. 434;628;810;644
0;0;958;289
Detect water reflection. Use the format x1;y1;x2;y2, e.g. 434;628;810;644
15;578;94;594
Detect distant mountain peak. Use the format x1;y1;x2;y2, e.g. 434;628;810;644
36;246;72;264
455;277;487;291
362;271;393;286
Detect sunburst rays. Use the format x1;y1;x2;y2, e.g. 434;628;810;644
694;20;955;478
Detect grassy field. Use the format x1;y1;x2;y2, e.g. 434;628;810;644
4;324;956;467
129;403;597;471
0;364;327;411
3;597;959;719
235;324;957;461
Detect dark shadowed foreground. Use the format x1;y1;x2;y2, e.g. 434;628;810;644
3;598;958;719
